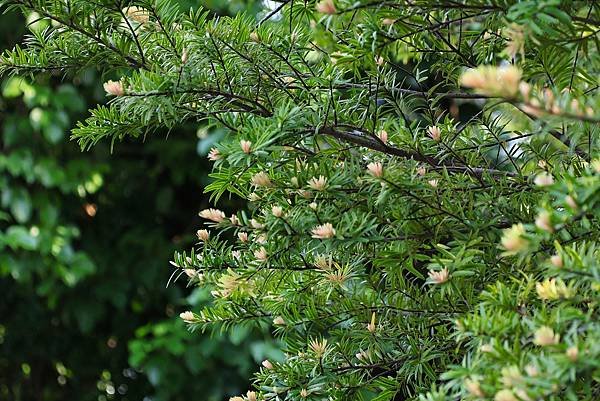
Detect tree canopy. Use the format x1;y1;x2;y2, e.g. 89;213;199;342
1;1;599;400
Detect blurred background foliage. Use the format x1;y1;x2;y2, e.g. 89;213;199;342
0;1;280;400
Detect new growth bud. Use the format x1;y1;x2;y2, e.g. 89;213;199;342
103;80;124;96
316;0;336;14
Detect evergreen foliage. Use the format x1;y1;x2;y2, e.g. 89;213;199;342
2;0;599;400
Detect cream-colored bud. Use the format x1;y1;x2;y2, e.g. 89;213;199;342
261;359;273;369
505;23;526;58
208;147;221;161
565;195;577;209
566;346;578;362
543;88;554;108
309;338;328;356
494;389;517;401
367;162;383;178
367;312;376;333
584;106;594;116
249;31;260;42
272;205;283;217
535;210;553;232
534;172;554;187
311;223;336;239
550;254;563;268
179;311;195;322
378;129;388;144
356;350;369;361
533;326;559;346
519;82;531;100
273;316;286;325
238;232;249;242
251;172;272;187
308;175;328;191
309;202;318;210
500;365;523;387
428;179;439;188
480;343;493;353
427;125;442;142
460;65;522;98
123;6;150;24
240;140;252;154
500;223;528;253
570;99;581;114
464;378;484;397
514;389;532;401
314;254;332;270
535;278;574;301
316;0;336;14
254;247;268;262
254;233;266;244
199;208;226;223
103;80;124;96
196;229;210;241
428;267;449;284
181;48;188;64
525;364;539;377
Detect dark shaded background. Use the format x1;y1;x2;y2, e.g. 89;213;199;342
0;1;279;400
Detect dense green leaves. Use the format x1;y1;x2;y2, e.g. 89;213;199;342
2;1;599;400
0;3;272;400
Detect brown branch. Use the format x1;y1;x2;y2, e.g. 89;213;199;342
318;126;519;178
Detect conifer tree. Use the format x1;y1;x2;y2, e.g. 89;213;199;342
2;1;599;400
